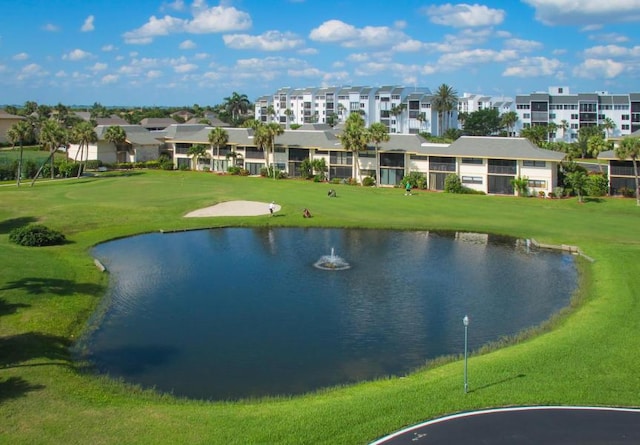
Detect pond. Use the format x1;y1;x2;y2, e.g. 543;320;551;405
77;228;577;401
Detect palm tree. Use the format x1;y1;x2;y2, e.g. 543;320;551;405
254;122;283;179
104;125;128;162
70;121;98;178
390;104;406;133
31;120;67;186
338;113;368;182
266;105;276;123
500;111;518;137
615;136;640;206
547;122;559;142
559;119;570;142
224;92;251;123
432;84;458;136
416;112;427;132
284;108;293;129
367;122;389;187
602;117;616;139
208;127;229;172
187;144;208;170
565;170;588;203
7;120;33;187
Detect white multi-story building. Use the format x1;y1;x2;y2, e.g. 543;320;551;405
255;85;453;136
458;92;514;115
515;86;640;141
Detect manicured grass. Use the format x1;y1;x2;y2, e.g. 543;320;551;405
1;170;639;444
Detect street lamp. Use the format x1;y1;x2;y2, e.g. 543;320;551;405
463;315;469;393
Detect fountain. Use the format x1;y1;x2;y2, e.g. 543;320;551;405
314;247;350;270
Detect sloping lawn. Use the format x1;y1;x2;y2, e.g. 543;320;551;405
1;170;639;445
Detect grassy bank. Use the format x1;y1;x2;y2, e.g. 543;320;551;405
1;170;639;444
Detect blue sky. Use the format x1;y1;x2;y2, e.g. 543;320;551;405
1;0;639;107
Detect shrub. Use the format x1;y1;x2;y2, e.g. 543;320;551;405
85;160;103;170
444;174;464;193
618;186;635;198
9;224;66;247
362;176;375;187
403;171;427;190
586;173;609;197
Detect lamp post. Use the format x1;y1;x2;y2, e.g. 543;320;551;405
463;315;469;393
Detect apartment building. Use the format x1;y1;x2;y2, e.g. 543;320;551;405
515;87;640;141
255;85;449;136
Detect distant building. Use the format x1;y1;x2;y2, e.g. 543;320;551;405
0;110;26;144
515;87;640;142
254;85;457;136
67;125;162;164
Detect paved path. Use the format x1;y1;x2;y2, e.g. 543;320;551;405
370;406;640;444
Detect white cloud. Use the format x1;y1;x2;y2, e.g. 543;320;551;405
13;52;29;61
101;74;119;84
503;56;563;77
288;67;323;77
62;49;92;61
43;23;59;32
309;19;408;48
504;38;543;52
223;31;304;51
174;63;198;73
188;5;252;34
147;70;163;79
123;5;251;44
180;39;197;49
161;0;185;12
17;63;48;80
583;45;640;58
392;39;427;52
573;58;626;78
522;0;640;26
81;15;95;32
90;62;108;71
424;3;506;28
102;44;117;52
589;33;630;44
438;48;518;68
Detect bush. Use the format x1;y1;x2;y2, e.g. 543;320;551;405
444;174;464;193
618;186;635;198
85;160;103;170
362;176;375;187
9;224;66;247
402;171;427;190
586;173;609;197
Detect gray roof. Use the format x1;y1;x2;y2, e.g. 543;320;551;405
95;124;161;146
442;136;566;161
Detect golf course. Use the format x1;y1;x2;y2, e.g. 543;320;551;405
1;169;639;444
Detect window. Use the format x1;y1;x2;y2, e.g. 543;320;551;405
461;157;483;164
571;114;579;120
528;179;546;188
622;124;630;130
622;114;630;120
461;176;482;184
523;160;546;167
330;151;352;165
523;113;531;119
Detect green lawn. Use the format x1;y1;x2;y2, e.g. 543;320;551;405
1;170;639;445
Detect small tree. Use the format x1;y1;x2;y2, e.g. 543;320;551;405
187;144;208;170
565;170;589;203
511;176;529;197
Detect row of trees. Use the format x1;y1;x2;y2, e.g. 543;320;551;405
7;119;127;187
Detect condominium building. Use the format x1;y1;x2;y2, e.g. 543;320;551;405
515;87;640;141
254;85;452;136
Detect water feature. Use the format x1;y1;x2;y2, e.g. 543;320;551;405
314;247;350;270
77;228;577;401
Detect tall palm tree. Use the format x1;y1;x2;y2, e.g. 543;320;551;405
266;105;276;123
284;108;293;129
546;122;559;142
559;119;570;142
253;122;284;179
7;120;33;187
500;111;518;137
70;121;98;178
615;136;640;206
432;84;458;136
602;117;616;139
31;120;67;186
104;125;128;162
367;122;389;187
224;92;251;123
390;104;406;133
338;113;368;182
208;127;229;172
